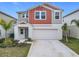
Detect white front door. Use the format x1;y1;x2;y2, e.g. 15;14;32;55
19;28;25;39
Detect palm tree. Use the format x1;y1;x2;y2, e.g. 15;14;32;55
62;23;68;42
71;19;79;27
0;19;15;40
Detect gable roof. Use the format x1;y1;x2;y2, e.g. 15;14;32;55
63;9;79;18
43;3;61;10
17;3;62;13
0;11;17;20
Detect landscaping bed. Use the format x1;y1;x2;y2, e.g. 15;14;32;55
0;44;31;57
60;37;79;54
0;38;31;57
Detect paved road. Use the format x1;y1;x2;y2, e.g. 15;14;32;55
28;40;78;57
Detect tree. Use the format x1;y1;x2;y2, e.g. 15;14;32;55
0;19;15;40
62;23;68;42
71;19;79;27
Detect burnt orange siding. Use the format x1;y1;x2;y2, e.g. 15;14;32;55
29;6;52;24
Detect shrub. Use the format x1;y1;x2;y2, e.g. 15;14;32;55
0;43;6;48
27;38;32;41
9;33;14;38
16;43;27;47
12;40;19;47
0;38;5;43
13;40;19;44
3;38;13;47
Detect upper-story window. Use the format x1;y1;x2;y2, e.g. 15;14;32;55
26;12;28;18
22;13;27;18
55;12;60;19
35;12;40;19
35;11;46;20
41;12;45;19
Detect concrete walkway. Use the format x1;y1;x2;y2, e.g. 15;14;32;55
28;40;78;57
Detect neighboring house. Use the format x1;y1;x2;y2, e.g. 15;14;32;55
14;3;63;40
63;9;79;39
0;11;17;39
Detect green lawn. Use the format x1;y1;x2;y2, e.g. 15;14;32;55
60;37;79;54
0;44;31;57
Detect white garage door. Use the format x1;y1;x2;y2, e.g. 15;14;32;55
32;29;60;40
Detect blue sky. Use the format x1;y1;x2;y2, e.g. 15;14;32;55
0;2;79;19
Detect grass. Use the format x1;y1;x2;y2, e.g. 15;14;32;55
0;44;31;57
60;37;79;54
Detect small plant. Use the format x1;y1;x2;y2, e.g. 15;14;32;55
16;43;27;47
0;43;6;48
27;38;32;41
3;38;13;47
9;33;14;38
0;38;5;43
12;40;19;47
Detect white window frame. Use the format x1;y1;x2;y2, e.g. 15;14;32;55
22;13;27;18
34;11;46;20
54;10;60;20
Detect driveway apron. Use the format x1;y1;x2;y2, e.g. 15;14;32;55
28;40;78;57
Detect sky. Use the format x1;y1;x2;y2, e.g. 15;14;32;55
0;2;79;19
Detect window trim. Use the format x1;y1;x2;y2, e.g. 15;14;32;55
22;13;27;18
55;12;59;19
54;11;60;20
35;11;40;20
34;11;46;20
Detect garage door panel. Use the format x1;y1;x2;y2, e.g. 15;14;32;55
32;30;59;40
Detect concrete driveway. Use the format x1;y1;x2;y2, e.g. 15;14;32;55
28;40;78;57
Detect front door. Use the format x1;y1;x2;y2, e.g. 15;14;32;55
19;28;25;39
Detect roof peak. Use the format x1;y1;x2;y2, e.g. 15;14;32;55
42;3;61;10
17;3;61;13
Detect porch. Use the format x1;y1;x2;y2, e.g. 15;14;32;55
14;23;32;40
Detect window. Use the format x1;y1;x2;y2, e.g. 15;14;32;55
35;11;46;20
35;12;40;19
26;12;28;18
22;14;25;18
22;14;26;18
41;12;45;19
20;29;23;34
55;12;60;19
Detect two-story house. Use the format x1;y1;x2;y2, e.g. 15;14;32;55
14;3;63;40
